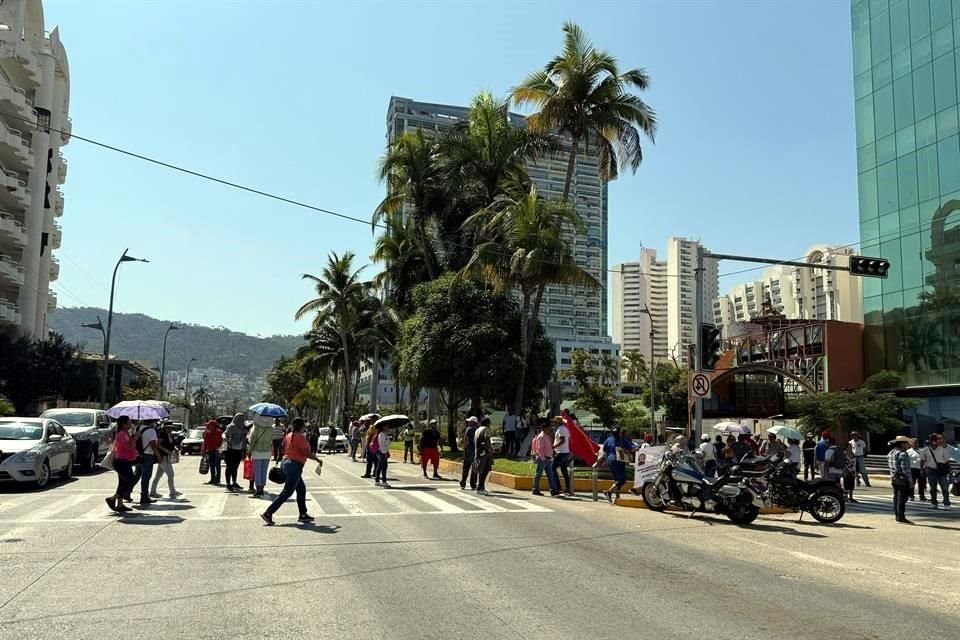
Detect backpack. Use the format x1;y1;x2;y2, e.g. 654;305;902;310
830;446;847;472
135;426;146;456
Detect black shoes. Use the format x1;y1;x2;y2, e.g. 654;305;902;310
260;513;274;526
298;513;315;522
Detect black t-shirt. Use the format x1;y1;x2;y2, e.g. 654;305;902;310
463;426;477;455
419;428;440;449
157;431;173;459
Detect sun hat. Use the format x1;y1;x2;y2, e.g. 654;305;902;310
552;416;565;424
887;435;912;446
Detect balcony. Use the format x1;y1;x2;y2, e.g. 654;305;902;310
0;211;26;247
49;257;60;281
50;222;62;249
0;120;32;168
0;255;24;286
0;39;41;86
54;195;63;217
57;156;67;182
0;299;21;325
0;82;36;125
60;117;72;145
47;290;57;312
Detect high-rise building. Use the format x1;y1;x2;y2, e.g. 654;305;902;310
613;238;716;363
0;1;70;337
386;97;608;338
713;245;864;331
851;0;960;440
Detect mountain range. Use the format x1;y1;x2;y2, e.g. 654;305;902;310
48;307;302;377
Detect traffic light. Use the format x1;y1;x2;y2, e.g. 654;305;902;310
849;255;889;278
700;323;721;371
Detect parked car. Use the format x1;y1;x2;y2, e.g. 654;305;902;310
38;408;113;471
0;418;76;489
180;429;205;455
318;427;348;452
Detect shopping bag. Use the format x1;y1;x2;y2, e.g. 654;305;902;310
243;458;254;481
199;455;209;475
100;445;115;471
314;460;323;477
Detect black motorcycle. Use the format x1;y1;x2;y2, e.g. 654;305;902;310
732;454;846;524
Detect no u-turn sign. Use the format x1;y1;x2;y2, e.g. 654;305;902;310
690;372;712;399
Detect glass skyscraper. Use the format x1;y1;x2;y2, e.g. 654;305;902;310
853;0;960;438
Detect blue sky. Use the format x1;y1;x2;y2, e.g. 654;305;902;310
47;0;857;338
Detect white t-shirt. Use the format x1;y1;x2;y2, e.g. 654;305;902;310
140;427;158;454
377;432;391;455
850;438;867;457
907;448;922;469
787;444;801;464
503;415;517;432
553;425;570;454
699;441;716;462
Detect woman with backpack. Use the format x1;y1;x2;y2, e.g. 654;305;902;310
260;417;321;526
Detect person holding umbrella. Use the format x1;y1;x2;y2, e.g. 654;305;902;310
106;415;138;513
261;417;320;525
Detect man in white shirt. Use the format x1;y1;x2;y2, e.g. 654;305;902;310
137;423;161;507
699;434;717;477
922;434;953;509
502;412;518;457
551;416;573;496
848;432;871;487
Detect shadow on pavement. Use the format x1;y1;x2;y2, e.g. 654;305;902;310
659;511;828;538
793;521;874;530
276;523;341;534
914;523;960;531
133;504;195;512
116;514;185;525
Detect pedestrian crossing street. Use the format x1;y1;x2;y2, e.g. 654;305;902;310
845;491;959;521
0;486;553;524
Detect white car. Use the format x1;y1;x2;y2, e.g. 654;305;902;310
38;408;113;471
318;427;348;453
180;429;206;456
0;418;77;489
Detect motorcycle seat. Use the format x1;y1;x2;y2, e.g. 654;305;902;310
703;476;723;485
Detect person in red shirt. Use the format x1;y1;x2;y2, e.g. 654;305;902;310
260;417;321;526
200;420;223;486
106;416;138;513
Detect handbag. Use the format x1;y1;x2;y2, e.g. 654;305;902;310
243;458;254;481
100;445;115;471
199;455;209;475
891;471;910;488
169;450;180;465
268;465;286;485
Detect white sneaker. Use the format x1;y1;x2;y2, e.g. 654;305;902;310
170;491;182;498
380;482;391;489
477;489;489;496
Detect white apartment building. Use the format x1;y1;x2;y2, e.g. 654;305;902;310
0;0;70;337
614;239;717;363
713;245;864;332
556;335;620;393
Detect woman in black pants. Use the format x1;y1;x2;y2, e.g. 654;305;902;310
222;413;247;492
106;416;138;513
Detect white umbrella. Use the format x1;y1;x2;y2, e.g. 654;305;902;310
767;425;803;441
712;421;752;435
374;414;410;430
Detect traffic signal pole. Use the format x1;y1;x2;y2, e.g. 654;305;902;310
694;246;705;441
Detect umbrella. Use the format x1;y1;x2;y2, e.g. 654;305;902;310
248;402;287;418
360;413;382;422
767;425;803;441
107;400;170;421
374;414;410;430
712;421;752;435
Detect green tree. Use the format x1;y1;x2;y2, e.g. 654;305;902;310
265;355;306;410
0;329;89;414
562;349;597;391
576;383;621;429
597;353;619;386
122;375;160;401
372;215;430;313
0;394;14;417
513;21;657;201
621;350;647;385
193;386;212;419
641;363;689;426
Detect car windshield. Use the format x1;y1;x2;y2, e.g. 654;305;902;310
40;411;95;427
187;430;204;439
318;428;330;437
0;423;44;440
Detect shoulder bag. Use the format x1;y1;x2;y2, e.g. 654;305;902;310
890;452;910;488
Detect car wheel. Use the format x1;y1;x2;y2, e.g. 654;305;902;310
59;456;74;480
36;460;51;489
86;447;97;472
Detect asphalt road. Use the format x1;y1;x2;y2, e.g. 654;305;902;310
0;452;957;640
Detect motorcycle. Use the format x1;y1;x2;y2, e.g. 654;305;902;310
731;454;846;524
642;449;763;524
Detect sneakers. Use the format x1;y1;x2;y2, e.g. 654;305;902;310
360;474;372;479
459;483;466;490
380;482;391;489
298;513;315;522
432;473;442;480
603;490;613;504
260;512;274;526
476;489;489;496
532;490;544;496
148;492;162;499
105;497;117;512
422;473;429;479
374;481;382;487
116;505;132;513
171;491;183;498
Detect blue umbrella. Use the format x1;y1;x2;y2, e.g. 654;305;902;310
249;402;287;418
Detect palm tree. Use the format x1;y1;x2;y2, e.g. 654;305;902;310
513;21;657;201
372;215;430;312
375;129;443;279
598;353;619;386
621;350;647;385
192;386;211;419
295;252;371;423
462;185;599;413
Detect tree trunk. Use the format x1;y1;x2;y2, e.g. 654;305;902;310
446;383;459;454
513;287;533;414
561;137;580;202
340;326;352;426
369;347;380;412
416;217;437;279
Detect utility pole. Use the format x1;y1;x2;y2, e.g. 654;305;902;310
159;323;178;400
693;246;705;441
100;249;148;409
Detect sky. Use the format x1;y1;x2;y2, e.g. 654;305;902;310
46;0;858;339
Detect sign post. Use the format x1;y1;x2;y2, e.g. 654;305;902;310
691;372;712;399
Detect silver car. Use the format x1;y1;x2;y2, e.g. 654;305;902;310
0;418;77;489
38;408;113;471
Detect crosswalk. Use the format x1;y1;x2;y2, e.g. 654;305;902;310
0;486;553;524
845;492;959;521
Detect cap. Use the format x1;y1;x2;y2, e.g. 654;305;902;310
701;434;711;441
428;418;438;425
466;416;478;424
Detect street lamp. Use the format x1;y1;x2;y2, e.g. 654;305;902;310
81;316;105;345
159;323;178;400
639;305;657;442
99;248;148;409
184;357;198;429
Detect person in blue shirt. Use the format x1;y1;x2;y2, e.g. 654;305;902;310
815;430;831;477
601;427;637;504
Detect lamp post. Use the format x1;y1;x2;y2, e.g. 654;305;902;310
639;305;657;441
99;249;149;409
81;316;105;345
184;357;197;429
159;323;178;400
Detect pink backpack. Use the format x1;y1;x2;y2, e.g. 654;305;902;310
369;433;380;454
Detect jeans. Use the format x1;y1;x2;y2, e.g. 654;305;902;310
364;449;380;477
252;458;269;488
534;457;558;494
224;448;243;486
475;455;492;491
855;456;870;485
403;441;414;463
139;455;155;503
704;459;718;478
150;457;176;496
927;470;951;506
114;459;135;499
504;431;516;456
272;439;284;462
265;460;307;516
608;459;628;492
553;453;572;494
376;451;389;483
461;454;476;489
206;450;222;484
893;483;909;520
910;467;926;499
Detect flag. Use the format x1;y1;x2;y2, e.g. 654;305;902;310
561;409;600;465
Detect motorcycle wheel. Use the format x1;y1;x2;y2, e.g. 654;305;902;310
726;504;760;525
642;482;666;512
808;490;846;524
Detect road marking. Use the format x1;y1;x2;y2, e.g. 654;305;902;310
329;492;364;515
363;489;420;514
198;493;227;519
441;490;507;512
788;551;847;568
24;494;89;521
402;490;462;513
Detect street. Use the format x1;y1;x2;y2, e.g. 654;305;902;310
0;454;958;640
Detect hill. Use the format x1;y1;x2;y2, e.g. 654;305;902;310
48;307;302;377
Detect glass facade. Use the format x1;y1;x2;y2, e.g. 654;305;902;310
853;0;960;392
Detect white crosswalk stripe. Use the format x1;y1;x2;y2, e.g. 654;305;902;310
0;487;553;523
